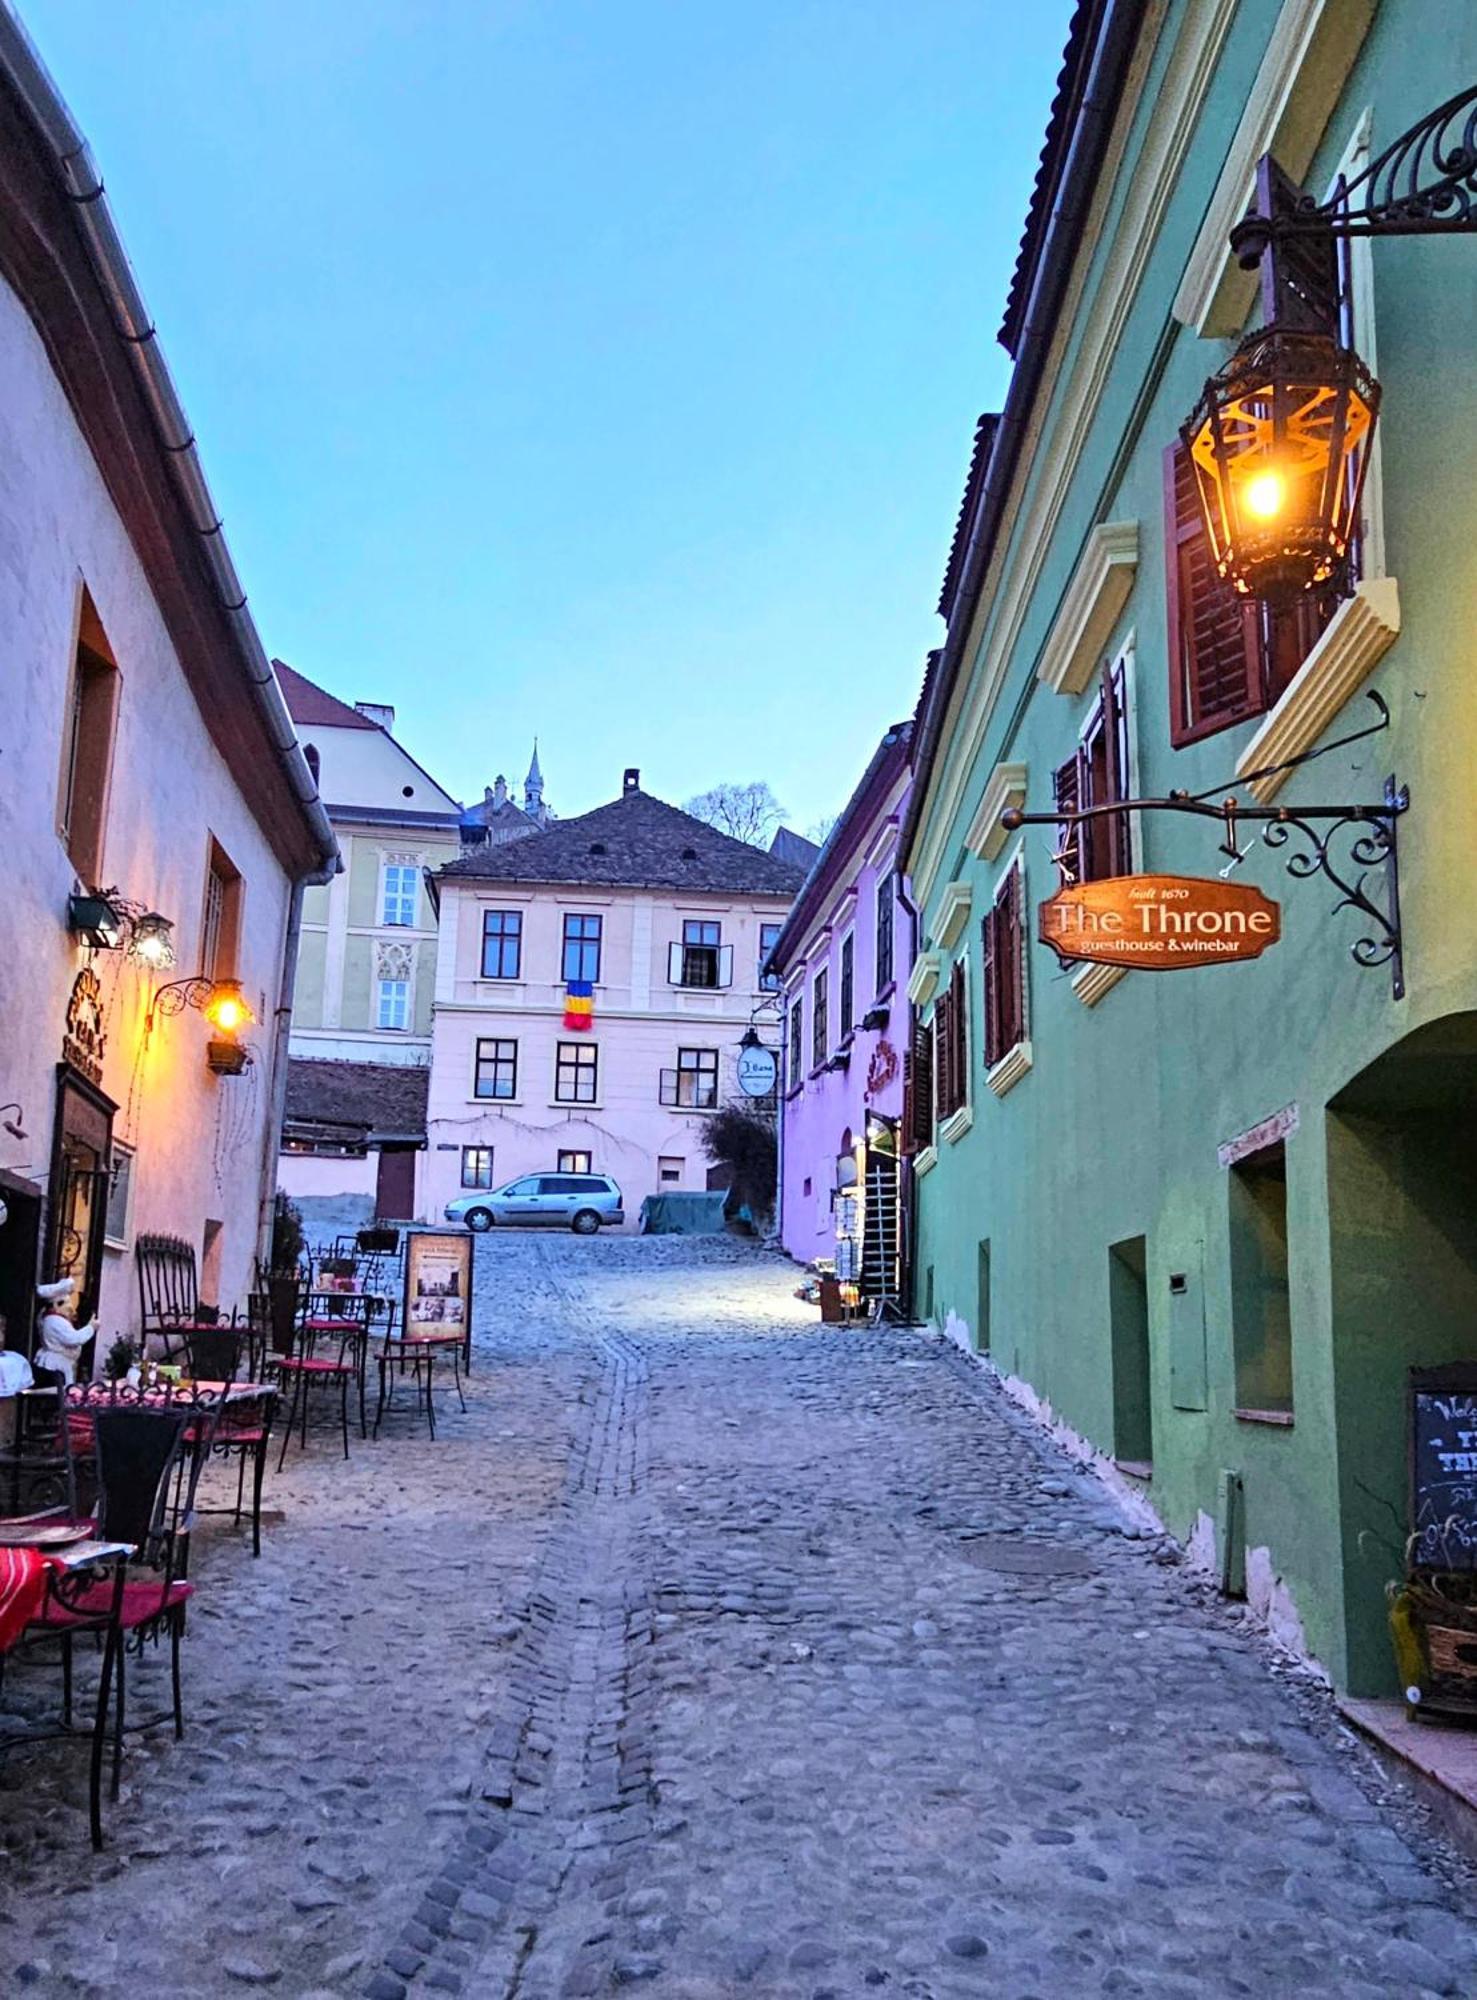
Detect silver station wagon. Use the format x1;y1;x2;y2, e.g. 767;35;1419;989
444;1172;625;1234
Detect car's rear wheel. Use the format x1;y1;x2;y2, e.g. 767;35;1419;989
465;1207;494;1232
571;1208;601;1235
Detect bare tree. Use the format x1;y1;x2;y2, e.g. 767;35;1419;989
806;813;839;849
683;780;786;848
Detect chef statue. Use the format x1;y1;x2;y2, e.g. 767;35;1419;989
33;1277;95;1386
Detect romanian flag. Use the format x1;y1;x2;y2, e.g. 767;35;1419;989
563;980;595;1031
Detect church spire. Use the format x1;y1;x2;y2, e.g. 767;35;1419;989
524;741;544;820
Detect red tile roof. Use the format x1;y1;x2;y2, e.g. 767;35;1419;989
274;660;379;730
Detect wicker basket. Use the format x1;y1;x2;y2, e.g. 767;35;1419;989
1426;1623;1477;1688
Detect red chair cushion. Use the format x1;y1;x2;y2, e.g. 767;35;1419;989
304;1318;359;1332
277;1356;352;1376
40;1576;193;1630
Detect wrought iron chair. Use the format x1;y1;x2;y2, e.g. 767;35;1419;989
373;1304;467;1442
274;1309;363;1467
0;1381;79;1520
135;1233;216;1364
33;1398;217;1817
182;1329;274;1558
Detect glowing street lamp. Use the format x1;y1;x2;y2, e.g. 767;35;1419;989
1183;327;1379;606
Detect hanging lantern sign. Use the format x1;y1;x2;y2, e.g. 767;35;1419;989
736;1041;778;1097
1039;875;1281;972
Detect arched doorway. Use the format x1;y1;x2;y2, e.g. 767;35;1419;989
1327;1012;1477;1693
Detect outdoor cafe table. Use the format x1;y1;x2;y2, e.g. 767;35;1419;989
0;1514;135;1846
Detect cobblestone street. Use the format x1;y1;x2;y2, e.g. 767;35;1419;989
5;1235;1477;1999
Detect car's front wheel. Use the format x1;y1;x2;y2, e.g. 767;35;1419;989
465;1207;495;1232
570;1208;601;1235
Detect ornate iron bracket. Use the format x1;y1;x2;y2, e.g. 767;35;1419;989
1231;84;1477;267
1000;695;1411;997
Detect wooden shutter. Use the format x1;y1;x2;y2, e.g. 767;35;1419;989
911;1015;934;1149
1003;866;1026;1054
981;911;1001;1070
1256;153;1340;336
951;958;967;1108
1101;660;1132;877
1165;442;1263;747
1052;754;1082;886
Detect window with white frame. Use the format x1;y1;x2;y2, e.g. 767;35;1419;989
555;1040;599;1104
377;978;410;1030
382;859;419;927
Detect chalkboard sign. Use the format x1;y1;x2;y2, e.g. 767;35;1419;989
1410;1367;1477;1571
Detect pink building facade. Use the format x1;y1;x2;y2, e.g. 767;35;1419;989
423;772;802;1224
768;725;912;1307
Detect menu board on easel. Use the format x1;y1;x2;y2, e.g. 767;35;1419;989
403;1232;475;1372
1410;1365;1477;1570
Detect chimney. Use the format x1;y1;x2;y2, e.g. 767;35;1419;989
354;701;395;730
493;774;508;807
623;767;640;794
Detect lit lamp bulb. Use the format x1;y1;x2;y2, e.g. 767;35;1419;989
1242;469;1285;520
129;912;176;971
203;980;254;1034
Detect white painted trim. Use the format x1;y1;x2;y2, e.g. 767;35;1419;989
914;0;1232;906
1036;521;1139;696
966;763;1027;864
913;1145;938;1178
1172;0;1377;337
1237;578;1400;802
934;880;972;952
939;1104;974;1146
907;949;942;1009
986;1040;1033;1099
1072;960;1128;1008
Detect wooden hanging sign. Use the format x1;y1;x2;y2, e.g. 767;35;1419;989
1039;874;1281;971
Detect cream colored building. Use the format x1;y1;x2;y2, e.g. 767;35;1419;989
276;663;550;1216
424;770;801;1225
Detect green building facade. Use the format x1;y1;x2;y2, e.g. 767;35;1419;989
902;0;1477;1694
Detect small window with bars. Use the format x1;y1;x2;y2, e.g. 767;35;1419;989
811;968;828;1070
788;997;804;1092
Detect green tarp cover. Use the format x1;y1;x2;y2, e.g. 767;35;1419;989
638;1192;728;1234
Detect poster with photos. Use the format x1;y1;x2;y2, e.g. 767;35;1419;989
403;1232;473;1339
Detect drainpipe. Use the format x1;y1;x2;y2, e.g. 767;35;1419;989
255;876;308;1275
894;872;922;1321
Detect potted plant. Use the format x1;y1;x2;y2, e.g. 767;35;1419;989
103;1335;139;1384
267;1196;306;1353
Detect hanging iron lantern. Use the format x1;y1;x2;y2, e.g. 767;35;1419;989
1182;326;1380;607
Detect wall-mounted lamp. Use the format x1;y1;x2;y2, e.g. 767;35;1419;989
127;911;176;971
1183;91;1477;607
0;1101;28;1141
66;891;123;950
145;974;257;1040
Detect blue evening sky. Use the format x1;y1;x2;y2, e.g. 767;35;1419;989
23;1;1072;830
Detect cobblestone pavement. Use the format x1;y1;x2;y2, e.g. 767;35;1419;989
5;1234;1477;1999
